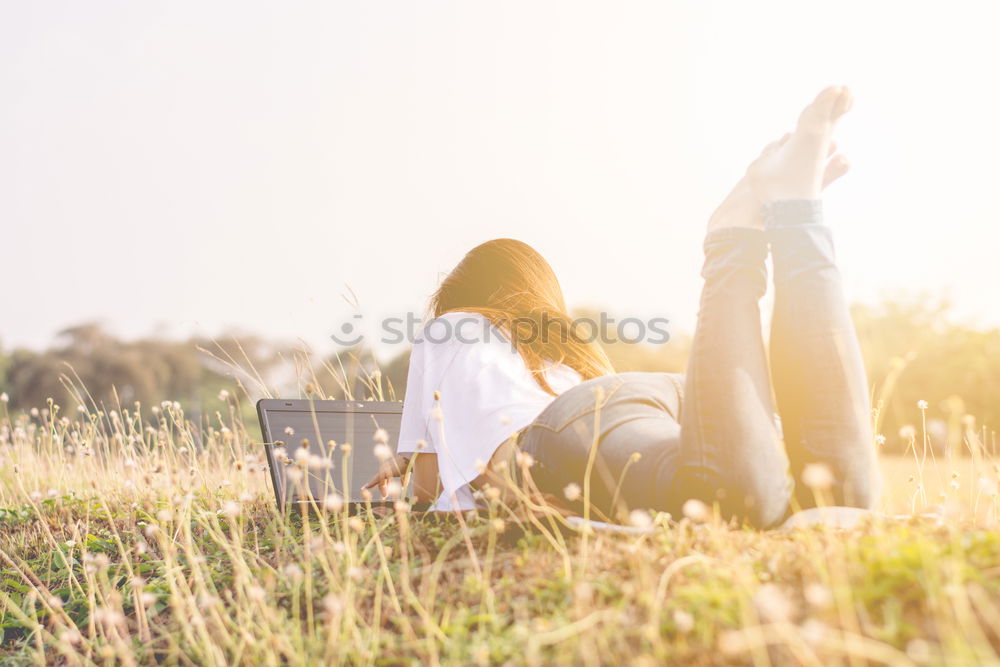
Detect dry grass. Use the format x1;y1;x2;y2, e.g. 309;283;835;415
1;396;999;666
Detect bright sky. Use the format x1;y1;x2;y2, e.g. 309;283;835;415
3;1;999;358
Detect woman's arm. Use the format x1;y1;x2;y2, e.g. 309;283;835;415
412;453;440;504
363;452;440;504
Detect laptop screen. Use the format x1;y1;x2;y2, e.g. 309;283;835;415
257;400;403;505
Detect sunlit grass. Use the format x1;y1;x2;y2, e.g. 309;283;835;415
1;392;999;665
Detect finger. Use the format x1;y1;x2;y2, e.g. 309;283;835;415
363;473;383;489
380;479;389;498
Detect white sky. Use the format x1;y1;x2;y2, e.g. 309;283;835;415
2;1;999;358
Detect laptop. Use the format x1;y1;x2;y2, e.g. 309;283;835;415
257;398;415;510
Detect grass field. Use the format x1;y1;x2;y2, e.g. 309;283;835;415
1;399;999;666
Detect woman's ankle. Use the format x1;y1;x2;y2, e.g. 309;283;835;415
762;199;824;229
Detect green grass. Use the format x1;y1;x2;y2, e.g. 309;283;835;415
1;401;999;665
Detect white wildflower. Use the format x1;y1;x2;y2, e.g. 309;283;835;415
801;463;834;490
804;582;833;609
906;638;931;663
93;606;125;628
682;498;710;523
308;454;331;470
800;618;827;645
324;493;344;512
718;630;746;656
59;629;82;646
515;451;535;468
322;594;343;615
563;483;582;502
753;583;794;622
191;593;217;610
628;509;653;529
673;609;694;634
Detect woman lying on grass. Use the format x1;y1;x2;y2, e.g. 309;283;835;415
365;86;881;528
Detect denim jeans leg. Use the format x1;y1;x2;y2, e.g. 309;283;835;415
765;200;880;510
670;226;792;528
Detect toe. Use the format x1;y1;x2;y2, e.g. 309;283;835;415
798;86;852;134
822;154;850;188
832;86;854;118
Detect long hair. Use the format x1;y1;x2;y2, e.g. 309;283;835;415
431;238;613;394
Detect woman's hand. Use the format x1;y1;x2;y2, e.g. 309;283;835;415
363;453;410;498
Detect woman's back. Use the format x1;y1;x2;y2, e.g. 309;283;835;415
396;311;580;510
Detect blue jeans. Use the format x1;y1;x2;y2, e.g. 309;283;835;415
518;200;881;528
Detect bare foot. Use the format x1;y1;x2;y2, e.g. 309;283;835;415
707;87;854;232
747;86;853;203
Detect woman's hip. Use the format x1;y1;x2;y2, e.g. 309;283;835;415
517;372;684;512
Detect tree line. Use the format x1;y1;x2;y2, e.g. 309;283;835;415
1;296;996;454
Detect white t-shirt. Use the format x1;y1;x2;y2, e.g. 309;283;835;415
396;311;582;510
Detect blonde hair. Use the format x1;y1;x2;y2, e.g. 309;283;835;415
432;238;613;394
